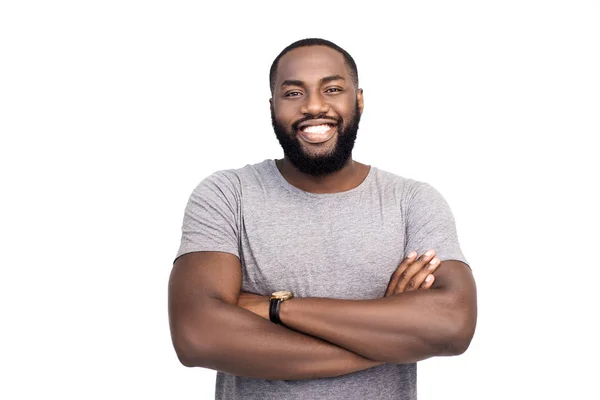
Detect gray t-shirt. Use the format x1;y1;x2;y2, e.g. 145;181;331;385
176;159;467;400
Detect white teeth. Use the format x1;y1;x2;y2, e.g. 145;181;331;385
302;124;332;134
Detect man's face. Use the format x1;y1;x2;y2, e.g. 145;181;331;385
270;46;364;176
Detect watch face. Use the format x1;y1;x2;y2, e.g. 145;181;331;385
271;290;293;300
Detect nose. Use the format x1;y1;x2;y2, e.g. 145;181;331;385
300;92;330;117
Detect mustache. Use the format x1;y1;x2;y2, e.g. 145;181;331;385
291;115;341;131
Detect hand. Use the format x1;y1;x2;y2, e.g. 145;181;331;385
237;292;271;320
384;250;440;296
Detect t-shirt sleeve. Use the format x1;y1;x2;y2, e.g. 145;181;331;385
175;171;241;262
404;181;468;266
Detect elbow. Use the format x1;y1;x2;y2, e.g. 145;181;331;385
439;288;478;356
176;351;196;368
175;342;199;368
446;331;473;356
442;311;477;356
169;297;229;368
173;338;202;368
171;326;211;368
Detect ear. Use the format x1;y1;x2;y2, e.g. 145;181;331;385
357;88;364;115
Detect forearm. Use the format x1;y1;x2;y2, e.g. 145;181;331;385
173;297;383;380
280;285;475;364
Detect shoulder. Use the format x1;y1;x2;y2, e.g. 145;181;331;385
191;159;272;196
369;165;439;202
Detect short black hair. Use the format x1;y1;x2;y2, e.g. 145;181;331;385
269;38;359;95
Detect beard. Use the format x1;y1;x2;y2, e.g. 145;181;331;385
271;101;361;177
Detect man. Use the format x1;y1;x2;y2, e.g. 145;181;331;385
169;38;477;400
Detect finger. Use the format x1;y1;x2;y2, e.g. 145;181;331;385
419;274;436;289
385;251;417;296
406;257;440;292
385;251;416;296
394;250;436;293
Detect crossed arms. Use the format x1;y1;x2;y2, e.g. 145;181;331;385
168;250;477;380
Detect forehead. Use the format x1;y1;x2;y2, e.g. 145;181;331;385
275;46;350;86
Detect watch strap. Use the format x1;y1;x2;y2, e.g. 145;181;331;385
269;298;283;325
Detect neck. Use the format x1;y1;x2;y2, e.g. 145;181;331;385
275;156;369;194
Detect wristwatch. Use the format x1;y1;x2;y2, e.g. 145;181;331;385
269;290;293;325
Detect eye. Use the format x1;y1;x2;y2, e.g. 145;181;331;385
284;91;302;98
325;87;343;94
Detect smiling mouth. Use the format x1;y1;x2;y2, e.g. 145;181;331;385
297;124;337;144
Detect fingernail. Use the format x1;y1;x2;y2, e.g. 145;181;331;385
425;250;434;257
406;251;417;259
429;257;439;265
426;275;433;283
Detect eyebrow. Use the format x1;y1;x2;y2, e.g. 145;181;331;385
281;74;346;88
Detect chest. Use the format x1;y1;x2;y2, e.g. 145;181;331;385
238;193;406;299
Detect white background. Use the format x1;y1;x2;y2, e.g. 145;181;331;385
1;1;599;399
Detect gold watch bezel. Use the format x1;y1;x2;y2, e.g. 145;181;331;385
270;290;293;301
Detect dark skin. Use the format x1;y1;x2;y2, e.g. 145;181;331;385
168;45;477;380
169;250;440;380
271;46;368;194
